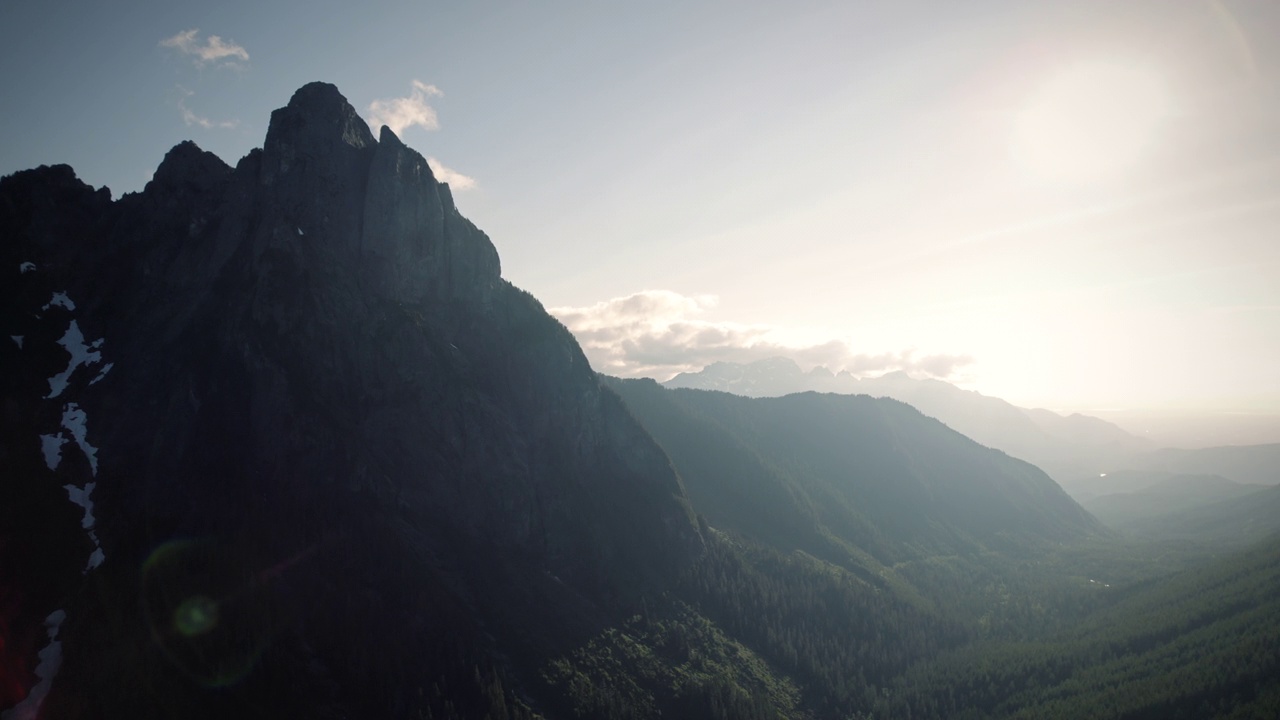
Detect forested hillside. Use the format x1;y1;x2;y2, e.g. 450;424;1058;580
559;378;1280;719
889;532;1280;719
605;378;1102;564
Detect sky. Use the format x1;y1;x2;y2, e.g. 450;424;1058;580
2;0;1278;440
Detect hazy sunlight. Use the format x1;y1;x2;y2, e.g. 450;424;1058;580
1013;60;1171;183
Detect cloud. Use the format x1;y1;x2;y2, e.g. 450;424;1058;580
160;29;249;68
176;88;238;130
912;352;974;378
549;290;974;381
427;157;477;190
366;83;477;188
368;80;444;136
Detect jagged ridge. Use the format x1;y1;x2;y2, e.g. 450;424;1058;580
1;82;699;719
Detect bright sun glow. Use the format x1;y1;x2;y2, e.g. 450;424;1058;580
1013;61;1170;183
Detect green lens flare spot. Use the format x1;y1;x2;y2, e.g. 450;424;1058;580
174;595;219;637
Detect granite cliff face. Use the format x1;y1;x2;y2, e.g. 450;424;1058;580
1;82;699;718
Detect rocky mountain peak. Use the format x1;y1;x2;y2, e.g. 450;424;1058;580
874;369;915;383
145;140;231;196
2;80;701;718
265;81;376;158
255;83;376;257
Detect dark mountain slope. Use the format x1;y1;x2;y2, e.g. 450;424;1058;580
2;82;699;719
605;378;1103;567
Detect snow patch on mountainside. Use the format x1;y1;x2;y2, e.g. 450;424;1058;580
89;362;114;386
61;403;98;476
0;610;65;720
61;404;104;571
41;292;76;312
46;321;103;399
39;434;65;471
63;482;97;530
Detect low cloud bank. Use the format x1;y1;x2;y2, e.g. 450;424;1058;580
550;290;972;380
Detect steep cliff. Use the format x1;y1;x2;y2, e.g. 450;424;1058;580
1;82;699;719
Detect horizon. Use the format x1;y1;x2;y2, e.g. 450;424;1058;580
650;354;1280;448
2;1;1277;436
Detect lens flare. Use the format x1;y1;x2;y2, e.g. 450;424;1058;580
173;595;219;637
140;539;274;687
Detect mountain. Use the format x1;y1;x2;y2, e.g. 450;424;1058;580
604;378;1104;566
1121;444;1280;486
665;357;1153;492
1064;444;1280;509
2;82;700;719
1103;484;1280;546
1081;472;1268;528
602;379;1280;718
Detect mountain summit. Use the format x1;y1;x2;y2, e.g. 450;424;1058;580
1;82;698;718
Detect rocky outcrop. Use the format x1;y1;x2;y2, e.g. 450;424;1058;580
1;82;699;718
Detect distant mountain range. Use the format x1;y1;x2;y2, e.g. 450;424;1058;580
665;358;1152;492
1085;479;1280;547
1081;473;1267;526
664;358;1280;506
